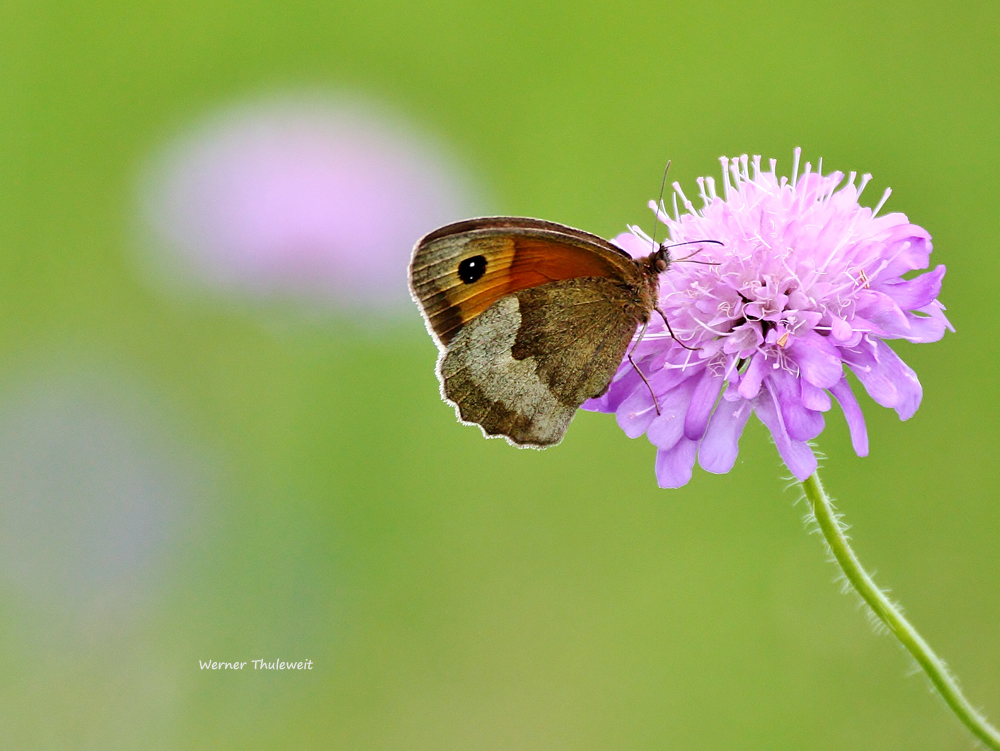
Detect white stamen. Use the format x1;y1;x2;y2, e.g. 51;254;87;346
872;187;892;216
692;318;735;337
706;176;717;200
740;154;750;181
856;173;872;200
672;192;680;221
672;181;696;213
817;156;823;176
720;156;732;200
791;147;802;187
869;245;902;284
657;356;700;372
723;357;740;380
629;224;657;253
697;176;709;207
682;348;696;370
822;173;844;206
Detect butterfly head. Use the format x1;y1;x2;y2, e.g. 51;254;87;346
637;242;673;276
650;244;671;274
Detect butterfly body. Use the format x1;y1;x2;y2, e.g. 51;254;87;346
409;217;667;448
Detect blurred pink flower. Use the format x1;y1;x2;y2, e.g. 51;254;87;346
586;151;952;488
140;95;483;312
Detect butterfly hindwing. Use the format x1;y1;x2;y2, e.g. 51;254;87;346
439;277;643;447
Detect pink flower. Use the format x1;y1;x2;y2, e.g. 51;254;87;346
139;95;481;312
585;150;953;488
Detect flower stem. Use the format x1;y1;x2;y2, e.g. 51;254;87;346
801;471;1000;750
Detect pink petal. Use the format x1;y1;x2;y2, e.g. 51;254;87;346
768;368;825;442
874;264;946;311
737;354;766;399
880;224;933;278
756;385;817;481
800;380;831;412
842;339;922;420
684;369;725;440
898;311;948;343
614;384;660;438
830;378;868;456
646;377;699;450
655;438;698;488
829;315;854;342
584;367;644;414
697;398;753;474
787;331;843;389
856;290;910;337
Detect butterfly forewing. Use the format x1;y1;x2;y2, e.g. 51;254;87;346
410;217;641;347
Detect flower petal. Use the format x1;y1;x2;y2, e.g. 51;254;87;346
830;378;868;456
614;384;660;438
583;366;644;414
769;368;825;441
878;222;933;278
898;311;948;343
856;290;911;338
737;353;766;399
756;385;817;481
874;264;946;311
842;339;922;419
684;368;724;440
655;438;698;488
829;315;854;343
646;376;699;450
800;380;832;412
698;398;753;474
788;331;843;389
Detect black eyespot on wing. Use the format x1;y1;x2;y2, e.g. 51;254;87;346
457;255;487;284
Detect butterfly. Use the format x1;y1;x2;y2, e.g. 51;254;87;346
409;216;707;448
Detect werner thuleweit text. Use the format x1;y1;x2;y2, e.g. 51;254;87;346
199;659;314;670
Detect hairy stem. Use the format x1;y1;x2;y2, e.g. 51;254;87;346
801;471;1000;750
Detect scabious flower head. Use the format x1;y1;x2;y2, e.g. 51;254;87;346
585;150;953;488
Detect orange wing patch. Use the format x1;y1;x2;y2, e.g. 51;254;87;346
409;219;642;347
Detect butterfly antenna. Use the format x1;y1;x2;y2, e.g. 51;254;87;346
664;239;724;265
627;320;661;415
661;239;724;252
649;160;671;253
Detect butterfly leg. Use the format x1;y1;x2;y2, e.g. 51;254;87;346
627;320;661;416
655;307;698;351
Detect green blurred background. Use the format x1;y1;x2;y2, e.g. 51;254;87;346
0;1;997;748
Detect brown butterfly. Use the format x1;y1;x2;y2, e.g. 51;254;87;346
409;216;703;448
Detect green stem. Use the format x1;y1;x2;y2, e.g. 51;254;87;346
802;471;1000;750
